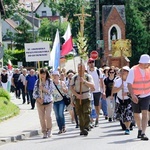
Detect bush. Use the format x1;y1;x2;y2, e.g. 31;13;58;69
0;88;10;101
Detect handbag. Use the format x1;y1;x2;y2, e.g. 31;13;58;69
53;82;71;106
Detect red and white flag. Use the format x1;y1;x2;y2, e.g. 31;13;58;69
61;23;73;56
8;60;13;70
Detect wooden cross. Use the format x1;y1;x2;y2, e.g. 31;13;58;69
74;5;91;36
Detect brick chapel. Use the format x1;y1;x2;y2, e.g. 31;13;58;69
102;5;130;67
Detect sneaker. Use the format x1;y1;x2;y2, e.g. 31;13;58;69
58;130;62;134
80;129;88;136
62;127;66;133
125;129;130;135
75;125;79;128
108;118;112;122
141;134;149;141
47;130;52;137
105;116;108;120
95;119;98;127
137;130;142;138
43;133;47;139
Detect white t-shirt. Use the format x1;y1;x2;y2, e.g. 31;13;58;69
114;78;129;100
88;67;103;93
126;67;150;98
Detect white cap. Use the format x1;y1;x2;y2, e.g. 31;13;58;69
122;66;130;72
139;54;150;64
52;71;60;76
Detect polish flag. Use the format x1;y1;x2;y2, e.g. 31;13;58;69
8;60;13;70
61;23;73;56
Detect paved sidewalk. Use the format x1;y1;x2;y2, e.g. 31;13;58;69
0;93;57;144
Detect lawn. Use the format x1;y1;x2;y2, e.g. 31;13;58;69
0;88;19;122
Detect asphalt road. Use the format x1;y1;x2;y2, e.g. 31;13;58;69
0;114;150;150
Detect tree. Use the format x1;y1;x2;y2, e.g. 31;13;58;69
38;18;68;44
14;20;33;50
3;0;26;19
125;0;150;65
45;0;85;38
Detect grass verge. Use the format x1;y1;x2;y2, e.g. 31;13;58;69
0;88;19;122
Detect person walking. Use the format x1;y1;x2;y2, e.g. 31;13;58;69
87;58;105;126
112;66;133;135
52;71;68;134
18;68;29;104
0;69;8;91
70;62;95;136
12;68;21;99
25;69;37;109
33;68;54;138
104;68;116;122
127;54;150;141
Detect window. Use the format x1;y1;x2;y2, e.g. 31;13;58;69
44;3;46;7
42;11;47;16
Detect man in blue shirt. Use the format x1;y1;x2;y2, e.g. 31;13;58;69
25;69;37;109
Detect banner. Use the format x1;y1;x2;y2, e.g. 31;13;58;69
25;42;50;62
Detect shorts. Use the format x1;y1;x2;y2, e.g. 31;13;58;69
132;95;150;113
93;92;101;106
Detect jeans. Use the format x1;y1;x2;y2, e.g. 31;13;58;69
100;98;108;116
53;100;65;131
28;90;35;109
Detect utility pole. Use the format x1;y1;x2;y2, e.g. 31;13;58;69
31;2;37;69
31;2;35;43
95;0;100;67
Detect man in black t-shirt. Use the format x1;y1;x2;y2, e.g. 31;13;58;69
12;68;21;99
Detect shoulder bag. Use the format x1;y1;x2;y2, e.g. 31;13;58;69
53;82;71;106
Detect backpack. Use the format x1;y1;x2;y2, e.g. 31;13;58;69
73;74;89;85
96;69;100;78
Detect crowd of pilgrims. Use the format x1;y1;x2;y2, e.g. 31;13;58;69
0;63;150;138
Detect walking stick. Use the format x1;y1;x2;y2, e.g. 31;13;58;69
79;59;83;105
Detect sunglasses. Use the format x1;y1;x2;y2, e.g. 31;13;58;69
109;72;115;74
89;61;94;64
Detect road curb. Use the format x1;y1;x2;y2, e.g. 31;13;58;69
0;122;57;145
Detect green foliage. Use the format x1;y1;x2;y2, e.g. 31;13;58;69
14;20;33;50
0;88;10;101
3;49;15;66
76;32;88;60
38;18;68;43
125;0;150;66
3;49;26;66
3;0;27;19
47;0;85;38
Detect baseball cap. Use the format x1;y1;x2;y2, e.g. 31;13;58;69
88;58;94;63
122;66;130;72
139;54;150;64
52;71;60;76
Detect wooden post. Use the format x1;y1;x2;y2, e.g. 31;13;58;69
74;5;91;104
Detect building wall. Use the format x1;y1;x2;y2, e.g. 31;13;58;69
102;7;126;67
36;3;53;17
